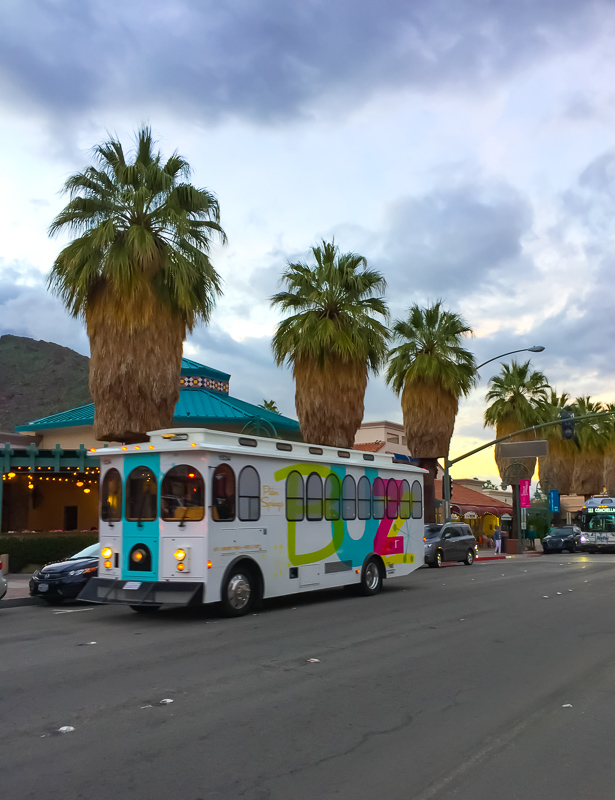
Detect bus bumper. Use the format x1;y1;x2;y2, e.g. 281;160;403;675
78;578;204;607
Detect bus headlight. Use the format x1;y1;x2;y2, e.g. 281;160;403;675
102;547;113;559
174;549;186;561
104;560;112;569
580;535;587;543
177;563;185;571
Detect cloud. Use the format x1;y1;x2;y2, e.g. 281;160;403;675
377;179;534;306
0;262;89;354
0;0;609;126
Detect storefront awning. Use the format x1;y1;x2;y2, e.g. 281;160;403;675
451;503;510;517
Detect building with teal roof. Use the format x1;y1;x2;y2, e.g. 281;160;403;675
15;358;301;447
1;359;301;533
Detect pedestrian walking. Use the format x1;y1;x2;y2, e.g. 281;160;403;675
494;524;502;554
527;525;536;551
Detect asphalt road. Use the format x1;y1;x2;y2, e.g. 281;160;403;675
2;554;615;800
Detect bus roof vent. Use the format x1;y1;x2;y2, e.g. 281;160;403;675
276;442;292;451
238;437;257;447
337;450;350;458
362;453;375;461
309;447;323;455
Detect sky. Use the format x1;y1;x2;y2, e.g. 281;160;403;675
2;0;615;482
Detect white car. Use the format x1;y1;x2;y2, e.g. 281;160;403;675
0;557;7;601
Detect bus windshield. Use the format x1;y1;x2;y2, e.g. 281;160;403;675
586;515;615;532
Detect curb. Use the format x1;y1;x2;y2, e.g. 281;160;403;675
1;596;42;609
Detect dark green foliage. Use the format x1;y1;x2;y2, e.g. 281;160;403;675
0;335;91;432
0;534;97;573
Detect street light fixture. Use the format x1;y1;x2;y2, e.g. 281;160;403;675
476;346;545;371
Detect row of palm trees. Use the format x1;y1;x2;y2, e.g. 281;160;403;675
46;127;609;516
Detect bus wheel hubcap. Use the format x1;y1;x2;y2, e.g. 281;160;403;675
228;574;251;609
365;563;379;590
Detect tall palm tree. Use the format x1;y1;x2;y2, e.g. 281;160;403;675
538;391;576;496
571;397;606;496
386;302;476;523
48;127;226;442
271;240;389;448
484;360;550;538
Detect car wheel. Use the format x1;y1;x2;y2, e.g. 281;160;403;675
434;550;443;568
427;560;437;568
43;597;65;606
221;567;256;617
359;558;383;596
130;605;161;614
463;549;474;566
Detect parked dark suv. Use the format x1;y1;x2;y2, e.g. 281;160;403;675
424;523;478;567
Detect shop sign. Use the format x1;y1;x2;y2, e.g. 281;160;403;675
451;513;460;521
463;511;478;519
500;513;512;521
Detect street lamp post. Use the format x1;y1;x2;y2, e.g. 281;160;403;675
475;346;545;371
443;345;546;523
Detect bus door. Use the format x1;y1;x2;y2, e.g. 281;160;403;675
159;463;207;578
209;463;267;562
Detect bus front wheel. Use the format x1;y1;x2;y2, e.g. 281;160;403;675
221;566;256;617
359;558;383;597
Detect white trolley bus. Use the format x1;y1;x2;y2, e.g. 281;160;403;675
79;428;426;615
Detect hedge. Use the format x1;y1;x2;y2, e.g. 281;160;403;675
0;534;98;573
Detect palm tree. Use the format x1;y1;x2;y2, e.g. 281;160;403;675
271;240;389;448
258;400;280;414
484;360;550;539
386;302;476;523
538;391;576;496
571;397;606;496
48;127;226;442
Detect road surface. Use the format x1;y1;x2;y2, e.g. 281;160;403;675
2;554;614;799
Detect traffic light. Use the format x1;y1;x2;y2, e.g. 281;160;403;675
560;410;575;440
448;476;453;499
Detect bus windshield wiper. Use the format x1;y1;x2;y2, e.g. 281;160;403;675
178;506;189;528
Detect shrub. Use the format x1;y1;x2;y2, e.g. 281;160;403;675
0;533;97;573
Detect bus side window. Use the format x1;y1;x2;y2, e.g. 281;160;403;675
101;468;122;522
399;479;411;519
342;475;356;520
307;473;323;521
357;476;371;520
325;474;341;521
212;464;236;521
372;477;385;520
386;478;399;519
412;480;423;519
161;465;204;521
286;471;304;522
238;466;260;521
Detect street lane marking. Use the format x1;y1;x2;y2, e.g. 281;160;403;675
53;608;95;615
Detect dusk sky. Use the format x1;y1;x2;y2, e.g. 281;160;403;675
2;0;615;480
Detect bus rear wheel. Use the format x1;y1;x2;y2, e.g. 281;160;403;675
359;558;383;597
222;567;256;617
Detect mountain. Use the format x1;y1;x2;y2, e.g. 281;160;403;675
0;335;91;432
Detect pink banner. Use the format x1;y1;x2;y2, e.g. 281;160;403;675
520;479;531;508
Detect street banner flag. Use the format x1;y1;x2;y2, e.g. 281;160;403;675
520;479;531;508
549;490;560;513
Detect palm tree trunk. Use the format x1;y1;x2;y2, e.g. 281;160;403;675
294;358;367;448
87;290;185;442
418;458;438;523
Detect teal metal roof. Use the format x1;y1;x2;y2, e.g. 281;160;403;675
180;358;230;381
17;389;300;436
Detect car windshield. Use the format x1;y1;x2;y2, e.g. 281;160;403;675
424;525;441;539
550;529;572;536
70;543;100;559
